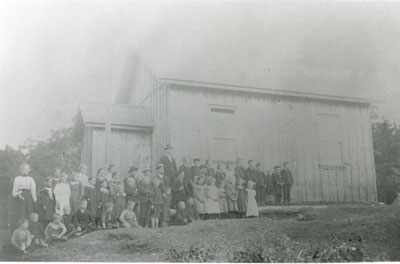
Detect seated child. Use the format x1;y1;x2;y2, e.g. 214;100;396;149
185;197;199;222
44;213;67;243
101;202;119;229
74;199;96;236
246;181;259;218
62;207;77;240
29;213;47;247
119;200;140;228
172;201;189;225
10;219;32;255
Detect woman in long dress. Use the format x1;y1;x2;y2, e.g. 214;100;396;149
11;163;37;230
53;173;71;215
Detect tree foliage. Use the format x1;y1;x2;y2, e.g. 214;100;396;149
372;118;400;203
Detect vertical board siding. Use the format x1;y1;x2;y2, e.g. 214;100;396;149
81;127;93;177
167;85;376;202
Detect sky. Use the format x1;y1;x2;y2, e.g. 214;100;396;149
1;0;400;148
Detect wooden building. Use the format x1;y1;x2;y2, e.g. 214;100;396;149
78;51;377;203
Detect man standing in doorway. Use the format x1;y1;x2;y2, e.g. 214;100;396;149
281;161;294;205
159;144;177;188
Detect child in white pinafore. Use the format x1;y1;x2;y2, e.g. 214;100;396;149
246;181;259;217
53;173;71;216
204;177;220;220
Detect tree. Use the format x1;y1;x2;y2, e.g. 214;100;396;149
372;118;400;203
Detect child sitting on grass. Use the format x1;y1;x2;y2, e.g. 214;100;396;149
74;199;96;236
29;213;47;247
246;181;259;218
44;213;67;243
62;207;77;240
101;202;119;229
119;200;140;228
10;219;32;255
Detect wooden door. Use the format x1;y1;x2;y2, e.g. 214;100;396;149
91;128;152;179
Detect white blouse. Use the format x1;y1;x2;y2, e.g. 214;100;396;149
12;175;37;202
76;173;89;187
54;183;71;198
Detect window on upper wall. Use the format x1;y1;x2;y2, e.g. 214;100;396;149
317;113;343;166
209;106;237;162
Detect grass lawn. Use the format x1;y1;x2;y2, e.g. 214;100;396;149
3;204;399;262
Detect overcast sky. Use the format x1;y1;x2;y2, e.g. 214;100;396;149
1;0;400;148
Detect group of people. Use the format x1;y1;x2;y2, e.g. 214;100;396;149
8;144;294;255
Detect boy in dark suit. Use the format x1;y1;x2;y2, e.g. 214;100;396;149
272;166;284;205
281;162;294;205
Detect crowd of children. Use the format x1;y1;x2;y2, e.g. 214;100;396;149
9;148;294;255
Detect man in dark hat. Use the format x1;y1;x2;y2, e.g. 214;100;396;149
124;166;140;216
159;144;177;187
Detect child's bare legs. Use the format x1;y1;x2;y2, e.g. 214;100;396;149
151;217;155;229
155;218;159;229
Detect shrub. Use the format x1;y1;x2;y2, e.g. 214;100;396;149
166;243;216;262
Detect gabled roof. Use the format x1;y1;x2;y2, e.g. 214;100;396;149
79;101;153;129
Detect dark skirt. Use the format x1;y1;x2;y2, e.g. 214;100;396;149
12;190;35;230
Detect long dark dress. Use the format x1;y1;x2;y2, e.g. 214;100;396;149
97;188;111;219
256;171;266;206
11;176;36;230
237;186;247;213
36;187;55;226
83;185;97;217
171;179;186;209
69;181;83;214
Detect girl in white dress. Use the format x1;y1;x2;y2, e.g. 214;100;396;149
246;181;259;217
54;173;71;215
204;177;220;219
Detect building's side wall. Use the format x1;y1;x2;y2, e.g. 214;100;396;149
167;85;376;202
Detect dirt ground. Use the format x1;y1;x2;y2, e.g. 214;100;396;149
2;204;399;262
